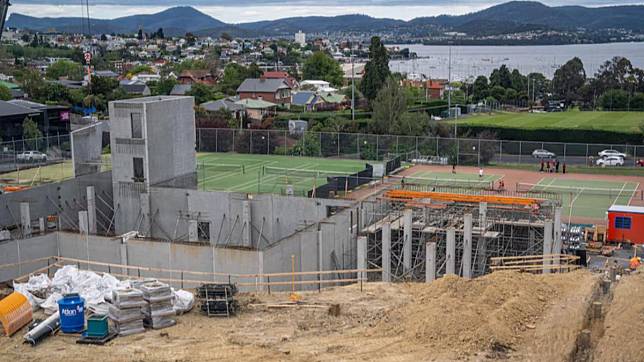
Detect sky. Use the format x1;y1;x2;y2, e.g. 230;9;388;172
8;1;644;22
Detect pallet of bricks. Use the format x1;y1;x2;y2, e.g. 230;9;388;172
107;288;146;336
133;280;176;329
196;283;238;317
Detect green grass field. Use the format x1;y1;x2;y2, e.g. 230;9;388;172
197;153;370;195
525;177;640;220
457;110;644;134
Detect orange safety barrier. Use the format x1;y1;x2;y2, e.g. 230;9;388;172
0;291;33;336
385;190;542;207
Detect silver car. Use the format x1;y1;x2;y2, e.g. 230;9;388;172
16;151;47;162
532;149;555;159
598;149;627;159
596;156;624;167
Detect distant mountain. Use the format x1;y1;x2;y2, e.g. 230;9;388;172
7;1;644;37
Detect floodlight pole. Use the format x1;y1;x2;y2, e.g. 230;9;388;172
351;52;355;122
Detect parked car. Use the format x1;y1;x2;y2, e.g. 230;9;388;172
532;149;555;159
16;151;47;162
596;156;624;167
598;149;627;158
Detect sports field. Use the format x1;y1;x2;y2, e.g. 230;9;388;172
197;153;370;195
520;177;640;220
400;170;501;189
456;110;643;134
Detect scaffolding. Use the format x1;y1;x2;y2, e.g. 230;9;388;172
362;187;561;282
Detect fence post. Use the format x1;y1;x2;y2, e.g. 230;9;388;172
232;129;235;153
519;141;522;164
319;132;322;157
499;139;502;163
215;128;218;152
357;133;360;159
267;131;270;155
396;136;400;155
250;129;253;154
376;134;379;160
477;138;481;167
415;136;418;156
337;132;340;157
563;143;567;163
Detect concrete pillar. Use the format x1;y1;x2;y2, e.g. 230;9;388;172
20;202;31;238
479;202;488;229
425;241;436;283
317;225;324;274
403;208;412;272
446;227;456;275
242;200;252;247
552;207;563;269
361;206;367;229
86;186;97;234
382;222;391;282
257;250;264;292
463;214;473;279
78;210;89;234
187;220;198;242
39;217;45;234
139;193;151;236
357;236;367;281
543;220;553;274
120;231;134;276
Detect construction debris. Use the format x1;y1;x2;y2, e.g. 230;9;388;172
23;312;59;346
0;291;33;336
196;283;237;317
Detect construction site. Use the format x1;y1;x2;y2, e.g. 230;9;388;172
0;96;642;361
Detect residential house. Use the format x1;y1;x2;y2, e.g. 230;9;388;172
237;78;291;107
119;80;151;96
177;70;216;85
200;97;245;121
401;79;446;100
170;84;192;96
261;71;299;89
234;99;277;124
0;80;25;99
292;91;319;111
300;80;336;93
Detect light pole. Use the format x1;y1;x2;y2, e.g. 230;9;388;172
447;41;452;118
351;52;355;121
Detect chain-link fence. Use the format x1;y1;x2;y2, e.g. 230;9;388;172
196;128;644;168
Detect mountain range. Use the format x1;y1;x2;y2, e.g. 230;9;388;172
7;1;644;38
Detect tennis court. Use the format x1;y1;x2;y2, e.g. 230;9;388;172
519;178;640;220
198;153;371;195
400;170;502;189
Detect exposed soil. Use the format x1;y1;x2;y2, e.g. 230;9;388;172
593;269;644;362
0;270;603;362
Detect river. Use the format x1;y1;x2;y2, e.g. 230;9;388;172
389;42;644;81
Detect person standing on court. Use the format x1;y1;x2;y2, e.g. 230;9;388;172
563;163;566;174
479;167;484;178
540;159;544;172
555;159;560;173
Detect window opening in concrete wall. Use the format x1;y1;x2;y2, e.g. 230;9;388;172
131;112;142;139
133;157;144;181
198;221;210;241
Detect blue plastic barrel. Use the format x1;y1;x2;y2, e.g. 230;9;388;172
58;293;85;333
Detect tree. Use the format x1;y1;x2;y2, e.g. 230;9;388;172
149;78;177;96
187;83;221;104
599;89;630;111
489;86;506;103
370;77;407;134
392;111;429;136
302;52;343;87
553;57;586;105
0;85;11;101
490;65;512;89
503;88;518;104
360;36;391;102
472;76;489;101
46;60;83;81
509;69;526;92
89;76;119;96
23;117;43;149
595;56;636;93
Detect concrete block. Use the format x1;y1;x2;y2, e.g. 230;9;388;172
543;220;553;274
79;211;89;234
357;236;367;281
20;202;31;238
403;208;412;272
463;214;473;279
426;241;436;283
87;186;97;234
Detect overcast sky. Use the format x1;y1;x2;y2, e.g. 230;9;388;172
8;1;644;22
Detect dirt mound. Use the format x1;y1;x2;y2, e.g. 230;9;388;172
376;270;591;358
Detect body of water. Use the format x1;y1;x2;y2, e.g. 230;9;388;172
389;42;644;81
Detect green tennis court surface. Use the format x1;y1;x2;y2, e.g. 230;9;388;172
197;153;370;195
523;178;640;220
403;170;502;188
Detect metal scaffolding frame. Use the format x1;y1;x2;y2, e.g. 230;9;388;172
363;190;558;282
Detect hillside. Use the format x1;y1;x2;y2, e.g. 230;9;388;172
6;1;644;37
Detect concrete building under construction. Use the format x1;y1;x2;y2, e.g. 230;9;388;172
0;96;565;289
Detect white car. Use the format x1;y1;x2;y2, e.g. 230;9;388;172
598;149;627;159
532;149;555;159
16;151;47;162
596;156;624;167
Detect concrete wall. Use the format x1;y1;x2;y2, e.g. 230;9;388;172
0;233;58;282
147;187;352;246
71;122;108;177
0;171;113;234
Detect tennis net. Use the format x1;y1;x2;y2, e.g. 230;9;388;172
201;163;245;174
392;175;495;189
516;182;640;198
263;166;353;178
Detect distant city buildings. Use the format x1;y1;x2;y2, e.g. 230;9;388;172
295;30;306;47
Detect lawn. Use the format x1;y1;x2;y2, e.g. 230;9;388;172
456;110;644;134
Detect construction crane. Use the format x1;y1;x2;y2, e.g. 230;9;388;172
0;0;10;40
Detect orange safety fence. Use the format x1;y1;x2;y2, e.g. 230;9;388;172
384;189;543;207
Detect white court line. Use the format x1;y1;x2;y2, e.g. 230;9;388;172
230;162;320;192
